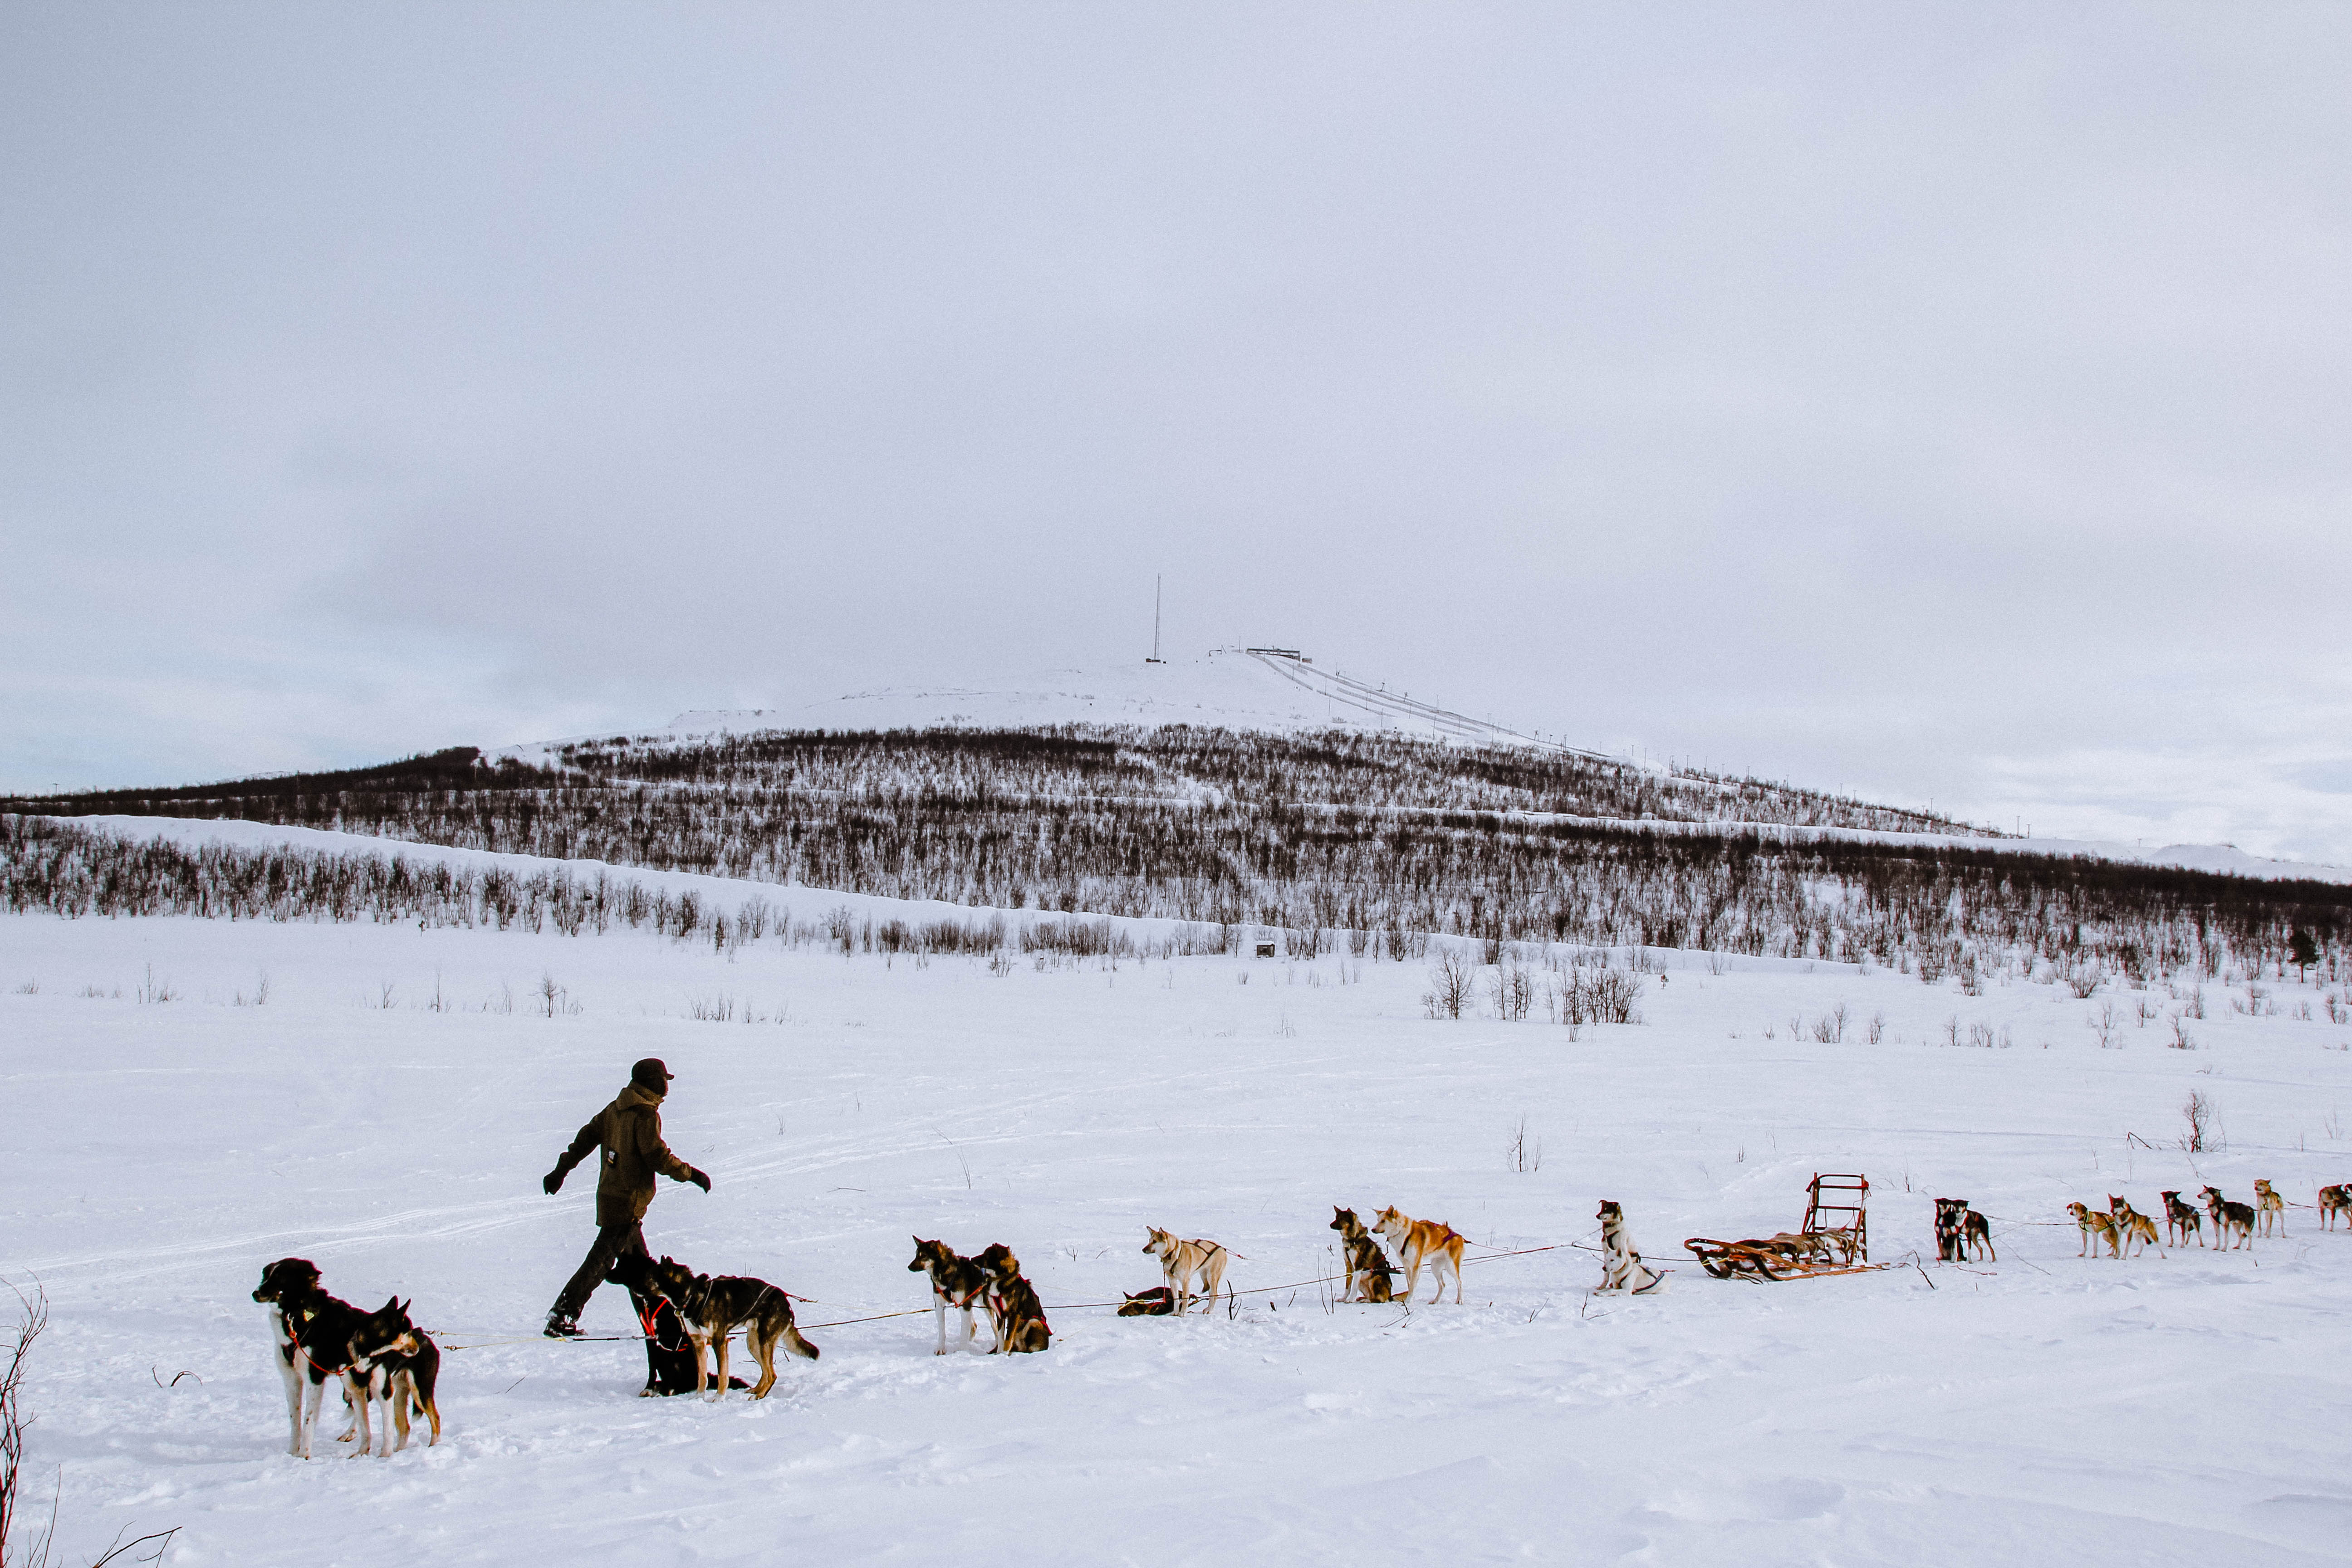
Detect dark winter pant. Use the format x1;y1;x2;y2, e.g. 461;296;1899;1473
551;1221;649;1321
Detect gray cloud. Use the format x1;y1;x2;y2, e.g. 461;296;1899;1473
5;5;2348;856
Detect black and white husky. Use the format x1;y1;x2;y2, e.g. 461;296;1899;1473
251;1256;367;1458
1594;1201;1668;1294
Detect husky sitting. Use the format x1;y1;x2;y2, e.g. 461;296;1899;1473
344;1297;442;1456
1328;1208;1396;1303
973;1244;1051;1353
1594;1200;1667;1294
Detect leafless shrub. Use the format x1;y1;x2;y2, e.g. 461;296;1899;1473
2170;1013;2195;1050
1508;1115;1542;1173
2067;963;2103;999
1489;956;1536;1022
133;966;175;1005
2181;1090;2215;1152
1864;1010;1886;1045
1424;949;1475;1020
2088;1001;2118;1049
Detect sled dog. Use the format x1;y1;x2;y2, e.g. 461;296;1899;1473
251;1257;367;1459
1328;1208;1396;1303
1372;1206;1465;1304
2158;1190;2203;1248
1117;1286;1177;1316
607;1252;745;1395
1960;1206;1994;1262
344;1297;442;1455
1594;1200;1667;1294
2253;1179;2285;1237
909;1238;990;1353
1142;1227;1231;1314
646;1256;818;1398
1933;1198;1969;1263
972;1244;1051;1353
2319;1184;2352;1231
2107;1195;2158;1258
2067;1202;2121;1259
2200;1186;2255;1250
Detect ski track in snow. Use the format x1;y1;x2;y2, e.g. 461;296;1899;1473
5;901;2352;1565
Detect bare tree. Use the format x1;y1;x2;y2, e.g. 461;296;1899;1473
2181;1090;2215;1152
1424;948;1475;1020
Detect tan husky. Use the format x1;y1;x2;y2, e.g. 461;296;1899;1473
1142;1227;1230;1314
2253;1179;2285;1237
2319;1184;2352;1230
2068;1201;2120;1259
2107;1195;2157;1258
1372;1205;1466;1303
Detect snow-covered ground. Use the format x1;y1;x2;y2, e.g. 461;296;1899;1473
7;861;2352;1566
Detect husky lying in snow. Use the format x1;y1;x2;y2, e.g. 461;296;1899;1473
1593;1201;1666;1294
1117;1286;1177;1316
1328;1208;1395;1303
1142;1227;1231;1315
910;1238;990;1353
1372;1206;1464;1304
646;1256;818;1398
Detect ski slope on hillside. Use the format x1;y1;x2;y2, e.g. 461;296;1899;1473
7;854;2352;1565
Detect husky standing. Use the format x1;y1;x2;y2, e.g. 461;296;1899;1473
1594;1200;1667;1294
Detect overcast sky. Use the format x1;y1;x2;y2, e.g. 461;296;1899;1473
5;5;2348;860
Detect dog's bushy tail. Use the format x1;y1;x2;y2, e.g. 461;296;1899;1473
782;1324;820;1362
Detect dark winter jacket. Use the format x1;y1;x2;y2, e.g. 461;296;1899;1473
554;1082;695;1227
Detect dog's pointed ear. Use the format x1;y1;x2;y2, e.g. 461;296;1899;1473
379;1296;398;1313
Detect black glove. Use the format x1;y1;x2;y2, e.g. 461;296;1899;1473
686;1166;711;1193
542;1168;565;1195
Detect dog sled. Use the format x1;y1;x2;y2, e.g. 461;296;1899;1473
1685;1173;1872;1282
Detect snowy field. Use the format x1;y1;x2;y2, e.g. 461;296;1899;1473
7;886;2352;1564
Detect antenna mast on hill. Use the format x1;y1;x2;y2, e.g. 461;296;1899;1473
1147;575;1165;663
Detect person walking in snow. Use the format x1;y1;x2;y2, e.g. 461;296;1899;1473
541;1057;710;1338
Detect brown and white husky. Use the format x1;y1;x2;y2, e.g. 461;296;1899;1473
1372;1206;1466;1304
